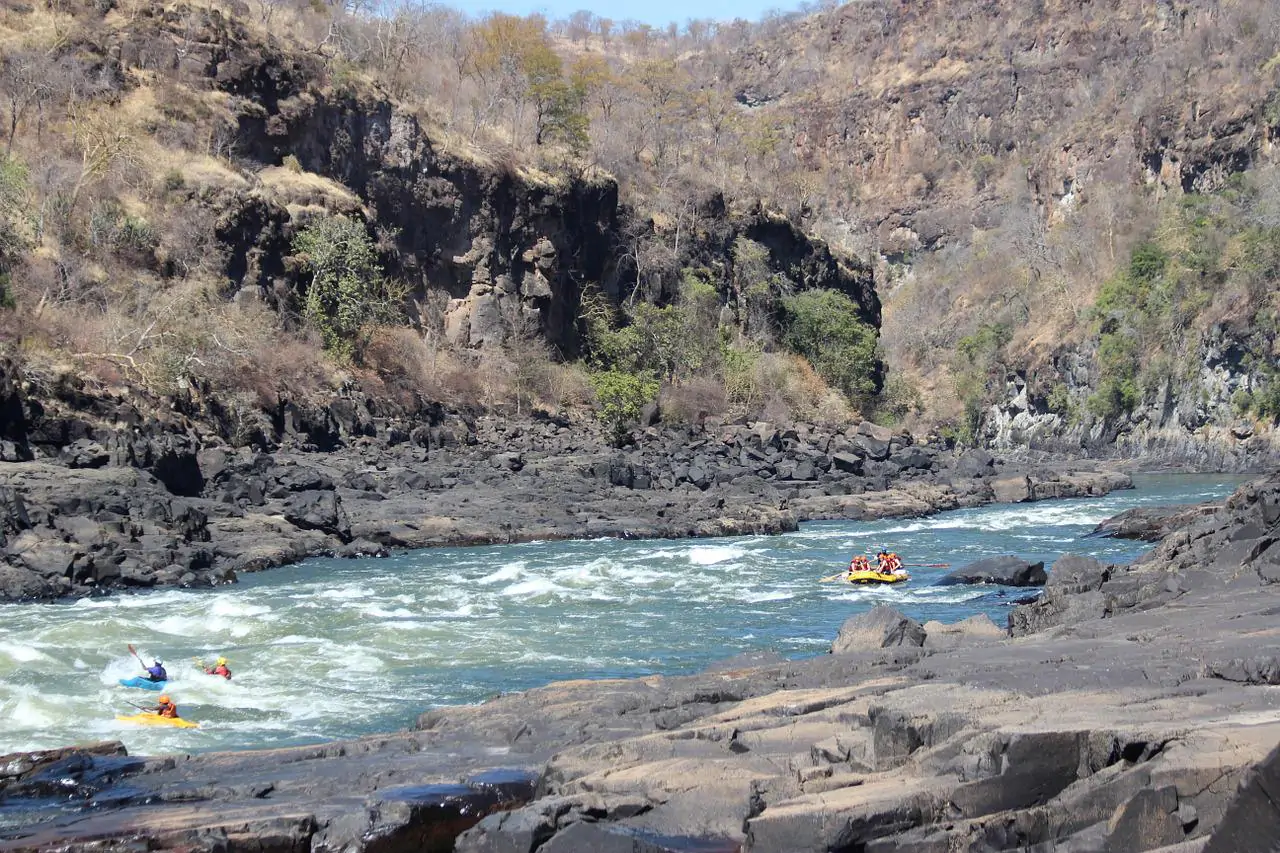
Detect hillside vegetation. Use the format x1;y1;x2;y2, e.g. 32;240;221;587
1;0;1278;454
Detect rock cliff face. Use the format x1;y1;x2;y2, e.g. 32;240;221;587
117;3;875;357
980;342;1280;472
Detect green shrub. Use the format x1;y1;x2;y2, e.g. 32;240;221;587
1086;376;1140;421
872;374;924;425
779;288;879;401
721;341;761;409
163;169;186;191
588;369;659;444
1046;383;1072;415
292;214;395;361
1232;388;1254;415
1255;383;1280;422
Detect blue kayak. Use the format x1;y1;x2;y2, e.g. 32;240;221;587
118;676;167;691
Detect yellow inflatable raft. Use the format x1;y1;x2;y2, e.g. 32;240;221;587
846;569;910;585
116;713;200;729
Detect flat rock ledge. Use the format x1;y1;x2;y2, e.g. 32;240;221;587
3;475;1280;852
0;414;1132;602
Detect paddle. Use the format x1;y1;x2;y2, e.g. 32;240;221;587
127;643;146;671
903;563;950;568
818;571;848;583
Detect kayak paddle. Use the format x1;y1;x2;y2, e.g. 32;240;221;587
127;643;146;670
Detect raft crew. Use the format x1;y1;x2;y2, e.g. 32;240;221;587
147;695;180;718
876;550;908;577
143;659;168;682
204;657;232;679
848;555;872;573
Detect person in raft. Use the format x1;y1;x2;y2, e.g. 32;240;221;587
848;554;872;575
204;657;232;679
145;695;180;718
143;658;168;682
876;550;908;577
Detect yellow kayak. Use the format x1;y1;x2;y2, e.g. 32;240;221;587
847;569;909;585
116;713;200;729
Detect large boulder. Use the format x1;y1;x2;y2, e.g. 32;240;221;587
1204;742;1280;853
1090;502;1221;542
831;604;926;654
936;556;1047;587
1007;555;1112;637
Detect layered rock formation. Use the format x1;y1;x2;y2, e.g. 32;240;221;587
3;475;1279;851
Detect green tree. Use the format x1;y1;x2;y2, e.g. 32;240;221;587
0;156;28;302
589;369;659;444
292;215;393;361
780;288;880;401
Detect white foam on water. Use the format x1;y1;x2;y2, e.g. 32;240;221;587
361;606;418;619
688;545;747;565
478;561;525;585
0;641;51;664
317;584;375;600
502;577;565;598
738;590;793;603
208;598;274;618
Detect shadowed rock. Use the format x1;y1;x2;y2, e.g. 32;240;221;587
831;605;926;653
936;555;1047;587
1203;742;1280;853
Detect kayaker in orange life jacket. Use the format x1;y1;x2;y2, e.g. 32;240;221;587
147;695;180;718
204;657;232;679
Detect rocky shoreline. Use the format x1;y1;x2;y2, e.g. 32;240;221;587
0;399;1132;602
2;474;1279;851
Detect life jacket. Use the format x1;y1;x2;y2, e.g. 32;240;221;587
208;664;232;679
147;666;167;682
157;703;178;718
886;553;903;571
850;556;871;571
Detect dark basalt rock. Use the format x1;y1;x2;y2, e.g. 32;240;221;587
936;555;1047;587
1090;501;1222;541
831;604;926;653
1204;742;1280;853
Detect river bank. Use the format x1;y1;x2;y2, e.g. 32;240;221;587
0;409;1133;602
2;474;1278;851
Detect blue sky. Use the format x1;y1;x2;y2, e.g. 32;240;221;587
458;0;803;27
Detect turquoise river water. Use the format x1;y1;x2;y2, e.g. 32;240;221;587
0;473;1242;756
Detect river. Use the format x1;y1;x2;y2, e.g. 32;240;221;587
0;473;1240;756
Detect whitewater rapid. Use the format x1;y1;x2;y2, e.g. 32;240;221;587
0;473;1239;755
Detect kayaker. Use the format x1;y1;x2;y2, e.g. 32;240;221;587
143;659;168;683
204;657;232;679
146;695;180;718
